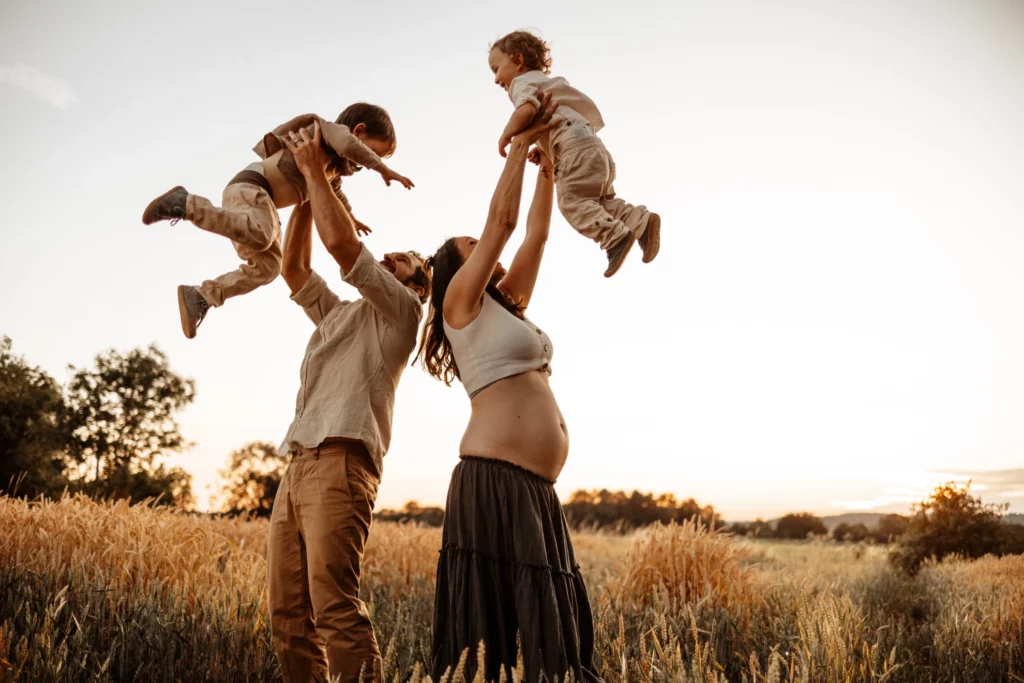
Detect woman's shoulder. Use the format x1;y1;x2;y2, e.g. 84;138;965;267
445;292;518;333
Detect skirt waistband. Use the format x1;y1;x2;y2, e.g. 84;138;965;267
459;455;556;485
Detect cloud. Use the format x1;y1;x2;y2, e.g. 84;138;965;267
828;468;1024;512
0;63;77;108
938;468;1024;491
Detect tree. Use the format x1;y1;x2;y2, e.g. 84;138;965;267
562;489;723;531
0;337;71;498
891;481;1010;575
833;522;870;542
776;512;828;540
65;344;195;505
748;518;776;538
874;513;909;542
219;441;288;517
105;462;195;509
376;501;445;526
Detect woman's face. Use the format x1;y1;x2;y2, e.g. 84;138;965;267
455;236;506;282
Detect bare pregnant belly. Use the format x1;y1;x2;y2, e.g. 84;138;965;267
459;370;569;482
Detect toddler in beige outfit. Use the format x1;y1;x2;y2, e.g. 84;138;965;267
142;103;413;338
490;31;660;278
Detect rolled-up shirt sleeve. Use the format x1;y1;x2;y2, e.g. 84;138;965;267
291;270;345;325
341;243;421;330
321;122;382;170
509;76;542;109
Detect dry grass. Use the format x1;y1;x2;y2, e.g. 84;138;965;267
1;494;1022;682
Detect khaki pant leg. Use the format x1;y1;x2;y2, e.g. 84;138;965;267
301;446;383;683
555;144;631;250
193;184;282;307
268;462;330;683
599;151;652;239
196;238;282;307
186;183;279;250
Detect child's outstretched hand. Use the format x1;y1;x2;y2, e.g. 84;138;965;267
354;218;372;236
376;164;414;190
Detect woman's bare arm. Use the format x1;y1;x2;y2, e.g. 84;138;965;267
445;94;560;328
498;149;554;309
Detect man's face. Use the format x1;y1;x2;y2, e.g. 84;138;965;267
380;251;426;298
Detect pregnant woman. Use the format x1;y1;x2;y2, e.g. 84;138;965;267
417;93;602;682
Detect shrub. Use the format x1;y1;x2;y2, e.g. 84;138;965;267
890;481;1011;575
776;512;828;539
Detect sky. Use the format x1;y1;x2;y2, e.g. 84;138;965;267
1;0;1023;521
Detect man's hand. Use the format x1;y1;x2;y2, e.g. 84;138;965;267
354;218;372;236
283;122;327;179
376;164;414;190
498;133;513;158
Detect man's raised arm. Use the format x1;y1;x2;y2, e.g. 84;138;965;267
281;201;314;294
283;122;362;274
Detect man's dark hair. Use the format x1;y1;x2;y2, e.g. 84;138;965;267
491;30;552;75
336;103;397;156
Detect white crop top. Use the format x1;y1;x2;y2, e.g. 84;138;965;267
443;294;554;398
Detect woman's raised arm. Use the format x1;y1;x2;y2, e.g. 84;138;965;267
498;148;554;309
445;93;561;326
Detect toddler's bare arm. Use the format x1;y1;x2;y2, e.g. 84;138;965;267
498;103;539;157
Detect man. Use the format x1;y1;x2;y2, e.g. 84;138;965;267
268;122;429;683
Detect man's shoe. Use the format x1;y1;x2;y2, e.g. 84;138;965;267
143;186;188;225
639;213;661;264
177;285;210;339
603;230;635;278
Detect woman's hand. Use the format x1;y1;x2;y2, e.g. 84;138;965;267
527;147;554;179
509;91;562;153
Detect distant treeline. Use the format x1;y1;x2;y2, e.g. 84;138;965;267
728;512;911;542
374;489;723;531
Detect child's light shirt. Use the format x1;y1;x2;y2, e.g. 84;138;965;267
253;113;383;211
508;71;605;159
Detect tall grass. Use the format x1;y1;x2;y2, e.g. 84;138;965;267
1;495;1021;682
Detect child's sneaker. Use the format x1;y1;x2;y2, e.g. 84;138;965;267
604;230;635;278
143;186;188;225
639;213;660;264
177;285;210;339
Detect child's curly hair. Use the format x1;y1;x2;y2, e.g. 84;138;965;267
491;30;552;75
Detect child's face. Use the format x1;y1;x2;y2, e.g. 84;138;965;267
488;47;525;92
352;123;395;159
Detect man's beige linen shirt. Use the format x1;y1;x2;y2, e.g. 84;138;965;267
279;243;422;475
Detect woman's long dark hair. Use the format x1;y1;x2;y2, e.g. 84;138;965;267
416;237;523;386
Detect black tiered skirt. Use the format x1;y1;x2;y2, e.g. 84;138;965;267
431;456;603;682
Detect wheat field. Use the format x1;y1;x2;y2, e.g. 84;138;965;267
1;495;1022;682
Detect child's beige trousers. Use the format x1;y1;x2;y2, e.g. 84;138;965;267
186;182;282;307
554;137;651;250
